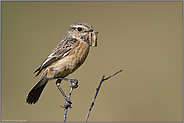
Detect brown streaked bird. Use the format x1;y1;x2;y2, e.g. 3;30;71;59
26;22;98;104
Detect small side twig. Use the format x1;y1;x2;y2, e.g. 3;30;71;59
85;69;122;122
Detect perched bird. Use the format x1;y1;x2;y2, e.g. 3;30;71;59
26;22;98;104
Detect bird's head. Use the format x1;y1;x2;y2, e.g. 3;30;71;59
67;22;98;47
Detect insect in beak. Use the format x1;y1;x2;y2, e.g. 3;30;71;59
89;31;99;47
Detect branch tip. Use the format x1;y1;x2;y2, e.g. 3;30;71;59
85;69;122;122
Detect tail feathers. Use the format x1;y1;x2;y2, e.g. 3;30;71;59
26;74;48;104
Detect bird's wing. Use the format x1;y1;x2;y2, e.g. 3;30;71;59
34;37;78;77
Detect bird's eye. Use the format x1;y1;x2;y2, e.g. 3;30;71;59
89;29;93;32
77;27;82;32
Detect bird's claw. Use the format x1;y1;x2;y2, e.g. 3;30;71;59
60;99;72;109
70;79;78;89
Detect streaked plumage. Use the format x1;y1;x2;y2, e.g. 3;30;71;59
26;22;98;104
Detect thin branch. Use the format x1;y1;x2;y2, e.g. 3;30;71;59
103;69;122;81
63;87;74;122
85;69;122;122
58;78;78;122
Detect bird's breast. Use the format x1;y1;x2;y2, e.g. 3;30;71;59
48;41;90;79
67;40;90;70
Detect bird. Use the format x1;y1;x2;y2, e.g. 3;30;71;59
26;22;98;105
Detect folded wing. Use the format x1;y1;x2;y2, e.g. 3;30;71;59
34;38;77;77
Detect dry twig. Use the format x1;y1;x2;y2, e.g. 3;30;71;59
85;69;122;122
63;87;73;122
57;78;78;122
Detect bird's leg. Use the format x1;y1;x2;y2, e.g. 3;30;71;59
56;78;79;108
58;78;79;89
56;78;78;109
56;79;72;108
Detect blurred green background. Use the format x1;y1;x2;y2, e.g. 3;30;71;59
1;1;182;122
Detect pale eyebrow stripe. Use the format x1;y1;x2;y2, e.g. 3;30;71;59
74;25;89;30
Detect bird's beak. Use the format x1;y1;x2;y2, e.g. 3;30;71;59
89;31;99;47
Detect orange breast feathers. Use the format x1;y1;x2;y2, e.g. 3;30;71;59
45;41;90;79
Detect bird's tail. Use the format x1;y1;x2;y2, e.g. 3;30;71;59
26;73;49;104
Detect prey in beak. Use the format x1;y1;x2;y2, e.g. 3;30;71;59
89;31;99;47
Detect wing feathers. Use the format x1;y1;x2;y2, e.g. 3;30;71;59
34;38;77;76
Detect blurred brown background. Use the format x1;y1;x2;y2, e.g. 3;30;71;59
1;1;182;122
